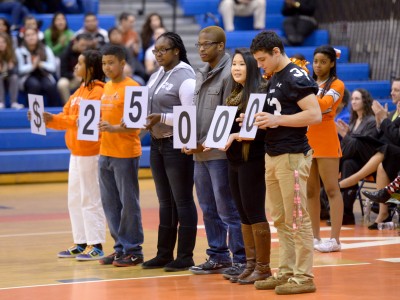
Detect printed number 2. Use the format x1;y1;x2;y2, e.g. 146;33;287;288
82;104;95;135
129;91;142;122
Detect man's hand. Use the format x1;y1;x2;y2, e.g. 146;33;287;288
98;120;116;132
336;119;349;138
372;100;388;126
182;143;204;155
254;111;278;129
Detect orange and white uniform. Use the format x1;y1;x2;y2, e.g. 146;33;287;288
307;78;345;158
100;77;141;158
46;80;106;246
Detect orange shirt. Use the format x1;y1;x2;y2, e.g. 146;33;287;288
46;81;104;156
100;77;142;158
307;79;345;158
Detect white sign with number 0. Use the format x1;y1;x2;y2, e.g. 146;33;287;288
28;94;46;136
204;106;237;149
239;93;266;139
78;100;101;141
173;106;197;149
123;86;149;128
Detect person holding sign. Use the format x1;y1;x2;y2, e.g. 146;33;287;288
183;26;246;276
28;49;106;260
219;48;271;284
98;44;144;267
140;32;198;272
249;31;321;295
306;46;345;252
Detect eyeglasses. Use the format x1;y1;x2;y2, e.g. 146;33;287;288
195;41;220;49
152;47;173;55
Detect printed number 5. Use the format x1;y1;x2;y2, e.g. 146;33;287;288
129;91;142;122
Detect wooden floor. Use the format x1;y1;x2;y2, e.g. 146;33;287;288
0;180;399;300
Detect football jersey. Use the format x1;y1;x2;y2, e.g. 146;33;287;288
263;62;318;156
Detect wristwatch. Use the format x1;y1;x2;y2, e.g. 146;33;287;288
294;1;300;8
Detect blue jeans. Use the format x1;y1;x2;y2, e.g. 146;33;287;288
150;137;197;228
194;159;245;263
99;155;144;256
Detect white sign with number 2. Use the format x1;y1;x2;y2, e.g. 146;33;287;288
78;100;101;141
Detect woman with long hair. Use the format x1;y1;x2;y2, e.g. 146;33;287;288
44;12;74;57
16;27;60;106
140;13;164;58
306;45;344;252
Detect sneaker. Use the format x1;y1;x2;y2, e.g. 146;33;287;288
254;273;291;290
313;238;321;249
112;254;144;267
189;258;231;275
11;102;24;109
76;245;104;261
222;262;246;280
314;238;341;253
275;277;316;295
99;252;122;265
58;245;85;258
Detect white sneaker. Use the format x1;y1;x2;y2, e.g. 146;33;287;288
0;102;5;109
314;238;341;253
313;238;322;249
11;102;24;109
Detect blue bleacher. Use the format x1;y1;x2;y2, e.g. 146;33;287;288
0;108;151;174
344;81;391;99
179;0;284;16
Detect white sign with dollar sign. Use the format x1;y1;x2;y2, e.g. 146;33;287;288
28;94;46;136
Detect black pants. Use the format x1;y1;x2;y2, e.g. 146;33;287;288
283;16;317;46
24;75;60;107
228;158;267;225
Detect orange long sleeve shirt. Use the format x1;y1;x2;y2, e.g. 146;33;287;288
46;81;105;156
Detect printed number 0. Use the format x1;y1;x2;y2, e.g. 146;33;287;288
129;91;142;122
82;104;95;135
213;111;229;142
178;112;191;144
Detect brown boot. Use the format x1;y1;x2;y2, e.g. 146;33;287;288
225;224;255;282
238;222;271;284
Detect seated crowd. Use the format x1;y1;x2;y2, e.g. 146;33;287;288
0;9;165;109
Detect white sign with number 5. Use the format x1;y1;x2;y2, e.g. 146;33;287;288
28;94;46;136
123;86;148;128
78;100;101;141
204;106;237;149
239;93;266;139
173;106;197;149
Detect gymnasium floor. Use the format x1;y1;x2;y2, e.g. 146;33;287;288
0;179;399;300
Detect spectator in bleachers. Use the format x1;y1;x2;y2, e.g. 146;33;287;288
74;13;108;50
16;27;60;107
339;78;400;229
0;17;11;35
144;27;166;76
57;33;93;103
18;15;44;45
107;26;145;85
24;0;61;13
118;12;140;58
44;12;74;57
306;45;344;253
336;89;377;225
0;0;29;30
0;32;21;109
218;0;266;32
140;13;164;60
281;0;317;46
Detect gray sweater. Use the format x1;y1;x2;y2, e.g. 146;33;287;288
193;53;232;161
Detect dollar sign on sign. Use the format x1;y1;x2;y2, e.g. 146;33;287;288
33;100;41;132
